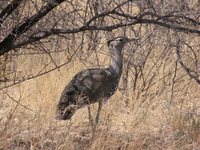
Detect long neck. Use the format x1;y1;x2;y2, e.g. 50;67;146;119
110;47;123;77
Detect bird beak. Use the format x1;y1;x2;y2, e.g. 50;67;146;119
128;37;139;42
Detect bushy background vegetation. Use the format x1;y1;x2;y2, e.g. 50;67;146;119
0;0;200;149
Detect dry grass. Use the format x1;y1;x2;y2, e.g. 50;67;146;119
1;45;200;150
0;0;200;149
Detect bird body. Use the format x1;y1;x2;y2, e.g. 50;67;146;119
56;37;135;121
58;67;119;119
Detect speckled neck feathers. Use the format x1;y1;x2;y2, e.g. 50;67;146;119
109;46;123;78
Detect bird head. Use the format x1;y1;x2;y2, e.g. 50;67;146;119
107;37;138;51
56;103;76;120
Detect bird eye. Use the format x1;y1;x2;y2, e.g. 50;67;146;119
119;39;124;42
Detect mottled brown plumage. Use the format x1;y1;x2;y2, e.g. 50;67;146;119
56;37;136;123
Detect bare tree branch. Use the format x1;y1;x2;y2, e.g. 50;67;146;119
175;33;200;85
0;1;199;56
0;0;65;55
0;0;23;27
0;0;199;91
12;12;199;51
2;89;33;111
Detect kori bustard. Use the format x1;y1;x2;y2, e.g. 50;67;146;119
56;37;136;128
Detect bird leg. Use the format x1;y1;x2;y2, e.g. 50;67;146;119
93;101;102;134
87;106;94;129
87;101;103;137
